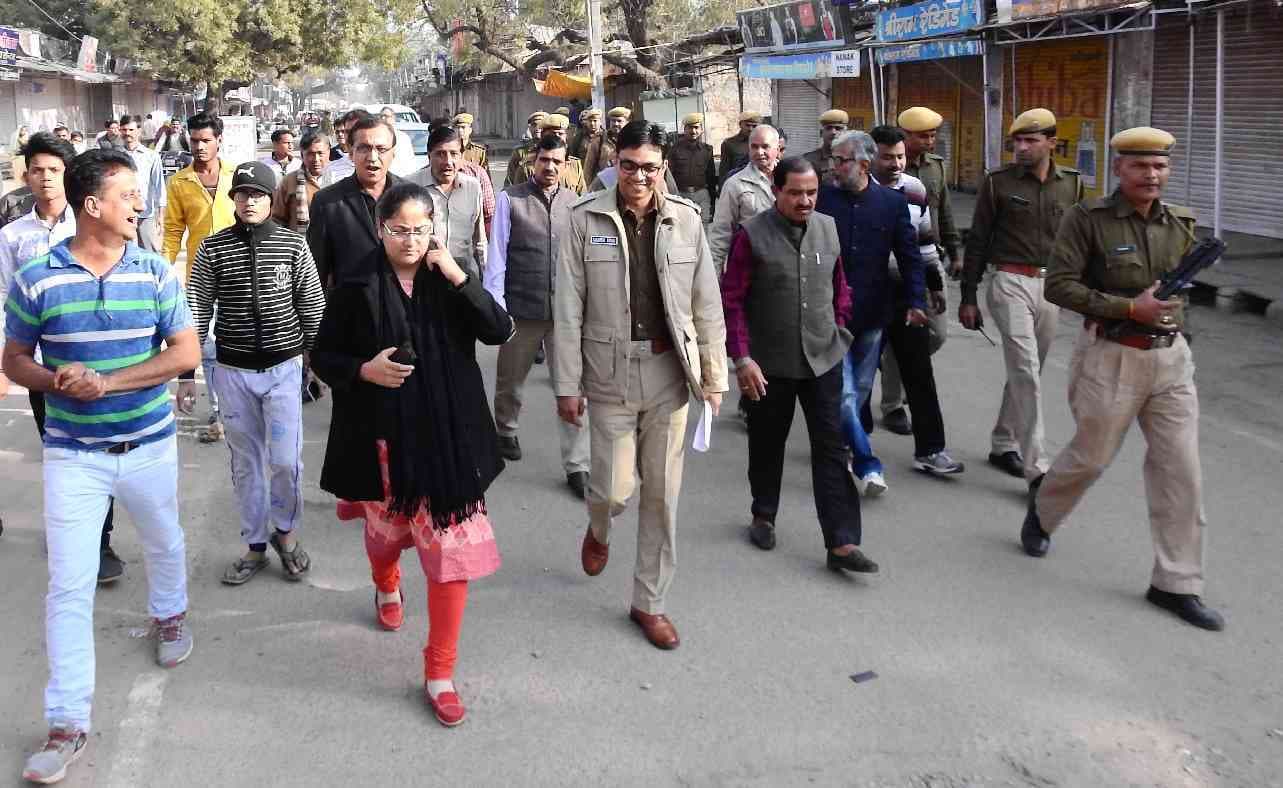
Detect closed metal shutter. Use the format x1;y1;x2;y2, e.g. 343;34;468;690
1152;3;1283;238
0;81;16;150
773;79;826;157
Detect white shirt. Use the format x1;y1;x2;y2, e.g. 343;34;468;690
0;204;76;352
259;153;302;187
125;144;167;219
321;155;355;187
389;129;417;177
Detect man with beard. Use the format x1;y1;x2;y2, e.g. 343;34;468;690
960;109;1083;488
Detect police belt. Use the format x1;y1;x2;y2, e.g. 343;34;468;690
1085;318;1178;350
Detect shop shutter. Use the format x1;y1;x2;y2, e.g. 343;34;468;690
1152;4;1283;238
773;79;825;157
0;82;16;150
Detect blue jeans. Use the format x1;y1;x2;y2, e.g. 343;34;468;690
841;327;884;478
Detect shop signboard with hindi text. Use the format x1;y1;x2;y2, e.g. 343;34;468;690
876;37;983;65
738;0;847;54
0;27;18;69
875;0;983;42
219;116;258;169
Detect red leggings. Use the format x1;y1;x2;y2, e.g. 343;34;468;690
364;526;468;681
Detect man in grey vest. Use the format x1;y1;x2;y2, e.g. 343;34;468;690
720;157;877;574
484;136;591;498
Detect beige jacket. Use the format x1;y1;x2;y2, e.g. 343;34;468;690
553;186;729;404
707;163;774;272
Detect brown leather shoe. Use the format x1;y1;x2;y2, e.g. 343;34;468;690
629;607;680;650
581;526;609;576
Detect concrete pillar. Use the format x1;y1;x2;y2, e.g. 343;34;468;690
1110;29;1154;133
984;40;1004;171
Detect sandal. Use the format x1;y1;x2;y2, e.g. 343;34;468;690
221;553;269;585
199;421;224;444
269;532;311;581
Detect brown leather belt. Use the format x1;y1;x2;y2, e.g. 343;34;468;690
996;263;1047;278
1085;320;1177;350
105;440;142;455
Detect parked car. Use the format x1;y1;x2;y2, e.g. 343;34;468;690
399;122;431;173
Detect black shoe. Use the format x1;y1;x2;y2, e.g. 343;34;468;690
827;548;879;573
988;450;1024;478
1028;474;1045;499
566;471;589;500
497;435;522;461
1020;505;1050;557
883;408;912;435
534;344;546;365
1146;586;1225;631
748;516;775;550
98;546;125;584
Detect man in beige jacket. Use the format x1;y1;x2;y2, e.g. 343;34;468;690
707;124;781;273
554;121;728;651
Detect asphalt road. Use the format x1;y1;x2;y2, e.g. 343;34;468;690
2;279;1282;787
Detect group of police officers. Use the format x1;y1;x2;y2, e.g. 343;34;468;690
468;97;1222;633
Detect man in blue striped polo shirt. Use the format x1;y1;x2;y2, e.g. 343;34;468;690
2;149;202;785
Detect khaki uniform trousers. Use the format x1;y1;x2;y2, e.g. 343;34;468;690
586;349;690;615
494;319;590;474
879;309;947;415
987;271;1059;479
1036;327;1205;595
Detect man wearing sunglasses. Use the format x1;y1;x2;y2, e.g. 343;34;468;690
554;121;728;651
187;161;326;586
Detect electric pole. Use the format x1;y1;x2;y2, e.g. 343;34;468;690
586;0;606;111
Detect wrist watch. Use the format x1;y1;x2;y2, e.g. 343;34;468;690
733;356;752;370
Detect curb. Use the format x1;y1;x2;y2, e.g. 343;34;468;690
1191;277;1282;325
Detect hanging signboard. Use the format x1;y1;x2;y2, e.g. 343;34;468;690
738;0;847;54
876;37;983;65
219;116;258;168
875;0;983;42
0;27;18;68
77;35;98;73
742;48;862;80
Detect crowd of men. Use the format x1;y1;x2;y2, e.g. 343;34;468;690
0;98;1222;783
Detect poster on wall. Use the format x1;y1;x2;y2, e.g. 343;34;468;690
738;0;847;54
219;116;258;169
0;26;18;68
1003;37;1109;196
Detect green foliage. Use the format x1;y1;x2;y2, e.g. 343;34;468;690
92;0;420;85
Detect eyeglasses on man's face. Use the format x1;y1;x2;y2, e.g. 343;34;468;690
829;154;859;168
618;158;663;179
355;144;394;158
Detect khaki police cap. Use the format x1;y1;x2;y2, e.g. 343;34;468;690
452;112;474;126
1009;108;1056;136
898;106;943;133
738;111;763;123
527;111;548;124
682;112;704;127
555;106;570;115
581;108;602;120
819;109;849;126
540;113;570;131
1110;126;1176;156
608;107;632;119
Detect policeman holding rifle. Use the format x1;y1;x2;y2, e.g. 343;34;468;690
1019;126;1225;632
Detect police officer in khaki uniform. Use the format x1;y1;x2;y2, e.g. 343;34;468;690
510;115;587;194
452;112;488;168
572;108;603;170
554;120;728;650
1021;126;1223;632
506;111;548;187
666;112;717;221
586;107;629;183
960;108;1083;485
899;107;962;276
719;111;761;186
802;109;849;184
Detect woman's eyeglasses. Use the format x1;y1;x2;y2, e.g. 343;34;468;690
382;223;432;239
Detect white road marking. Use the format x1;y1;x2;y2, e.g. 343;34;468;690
105;672;167;788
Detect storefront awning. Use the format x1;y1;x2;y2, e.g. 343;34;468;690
14;54;121;83
534;70;592;101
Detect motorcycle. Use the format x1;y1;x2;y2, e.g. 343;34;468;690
161;150;193;179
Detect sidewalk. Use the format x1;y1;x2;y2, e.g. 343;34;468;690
950;190;1283;323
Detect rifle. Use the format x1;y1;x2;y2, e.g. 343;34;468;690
1154;237;1227;300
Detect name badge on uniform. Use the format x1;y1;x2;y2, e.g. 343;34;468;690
1111;244;1137;255
1010;195;1031;206
590;236;619;246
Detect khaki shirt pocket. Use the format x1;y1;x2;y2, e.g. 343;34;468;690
1102;244;1149;292
584;243;622;291
581;322;617;386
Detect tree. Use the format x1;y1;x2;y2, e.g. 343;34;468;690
4;0;108;42
94;0;421;112
418;0;750;90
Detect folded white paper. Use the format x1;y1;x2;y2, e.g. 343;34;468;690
692;400;713;452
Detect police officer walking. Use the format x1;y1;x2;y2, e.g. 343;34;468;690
554;121;728;650
899;107;962;277
718;111;761;185
1020;127;1224;632
802;109;849;184
666;113;717;222
960;109;1083;486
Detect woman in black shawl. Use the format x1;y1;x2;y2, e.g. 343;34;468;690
311;182;514;727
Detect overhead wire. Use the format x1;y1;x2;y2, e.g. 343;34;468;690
20;0;84;42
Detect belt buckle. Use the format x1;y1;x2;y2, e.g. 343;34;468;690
1152;333;1176;349
631;340;654;359
106;441;135;455
1037;266;1048;278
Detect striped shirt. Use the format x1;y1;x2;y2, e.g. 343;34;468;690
0;204;76;354
3;239;192;449
188;219;325;370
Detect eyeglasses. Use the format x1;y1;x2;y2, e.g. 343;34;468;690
382;223;432;239
354;144;394;158
618;159;663;179
829;154;859;167
232;191;270;203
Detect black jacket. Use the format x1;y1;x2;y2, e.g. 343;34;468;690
310;253;514;503
306;173;403;288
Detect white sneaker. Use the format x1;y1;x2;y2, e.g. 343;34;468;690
848;459;866;494
22;723;86;784
861;471;888;497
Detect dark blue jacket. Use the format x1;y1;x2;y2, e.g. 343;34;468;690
816;181;928;333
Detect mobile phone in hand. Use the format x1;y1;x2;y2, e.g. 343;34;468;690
390;341;416;365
